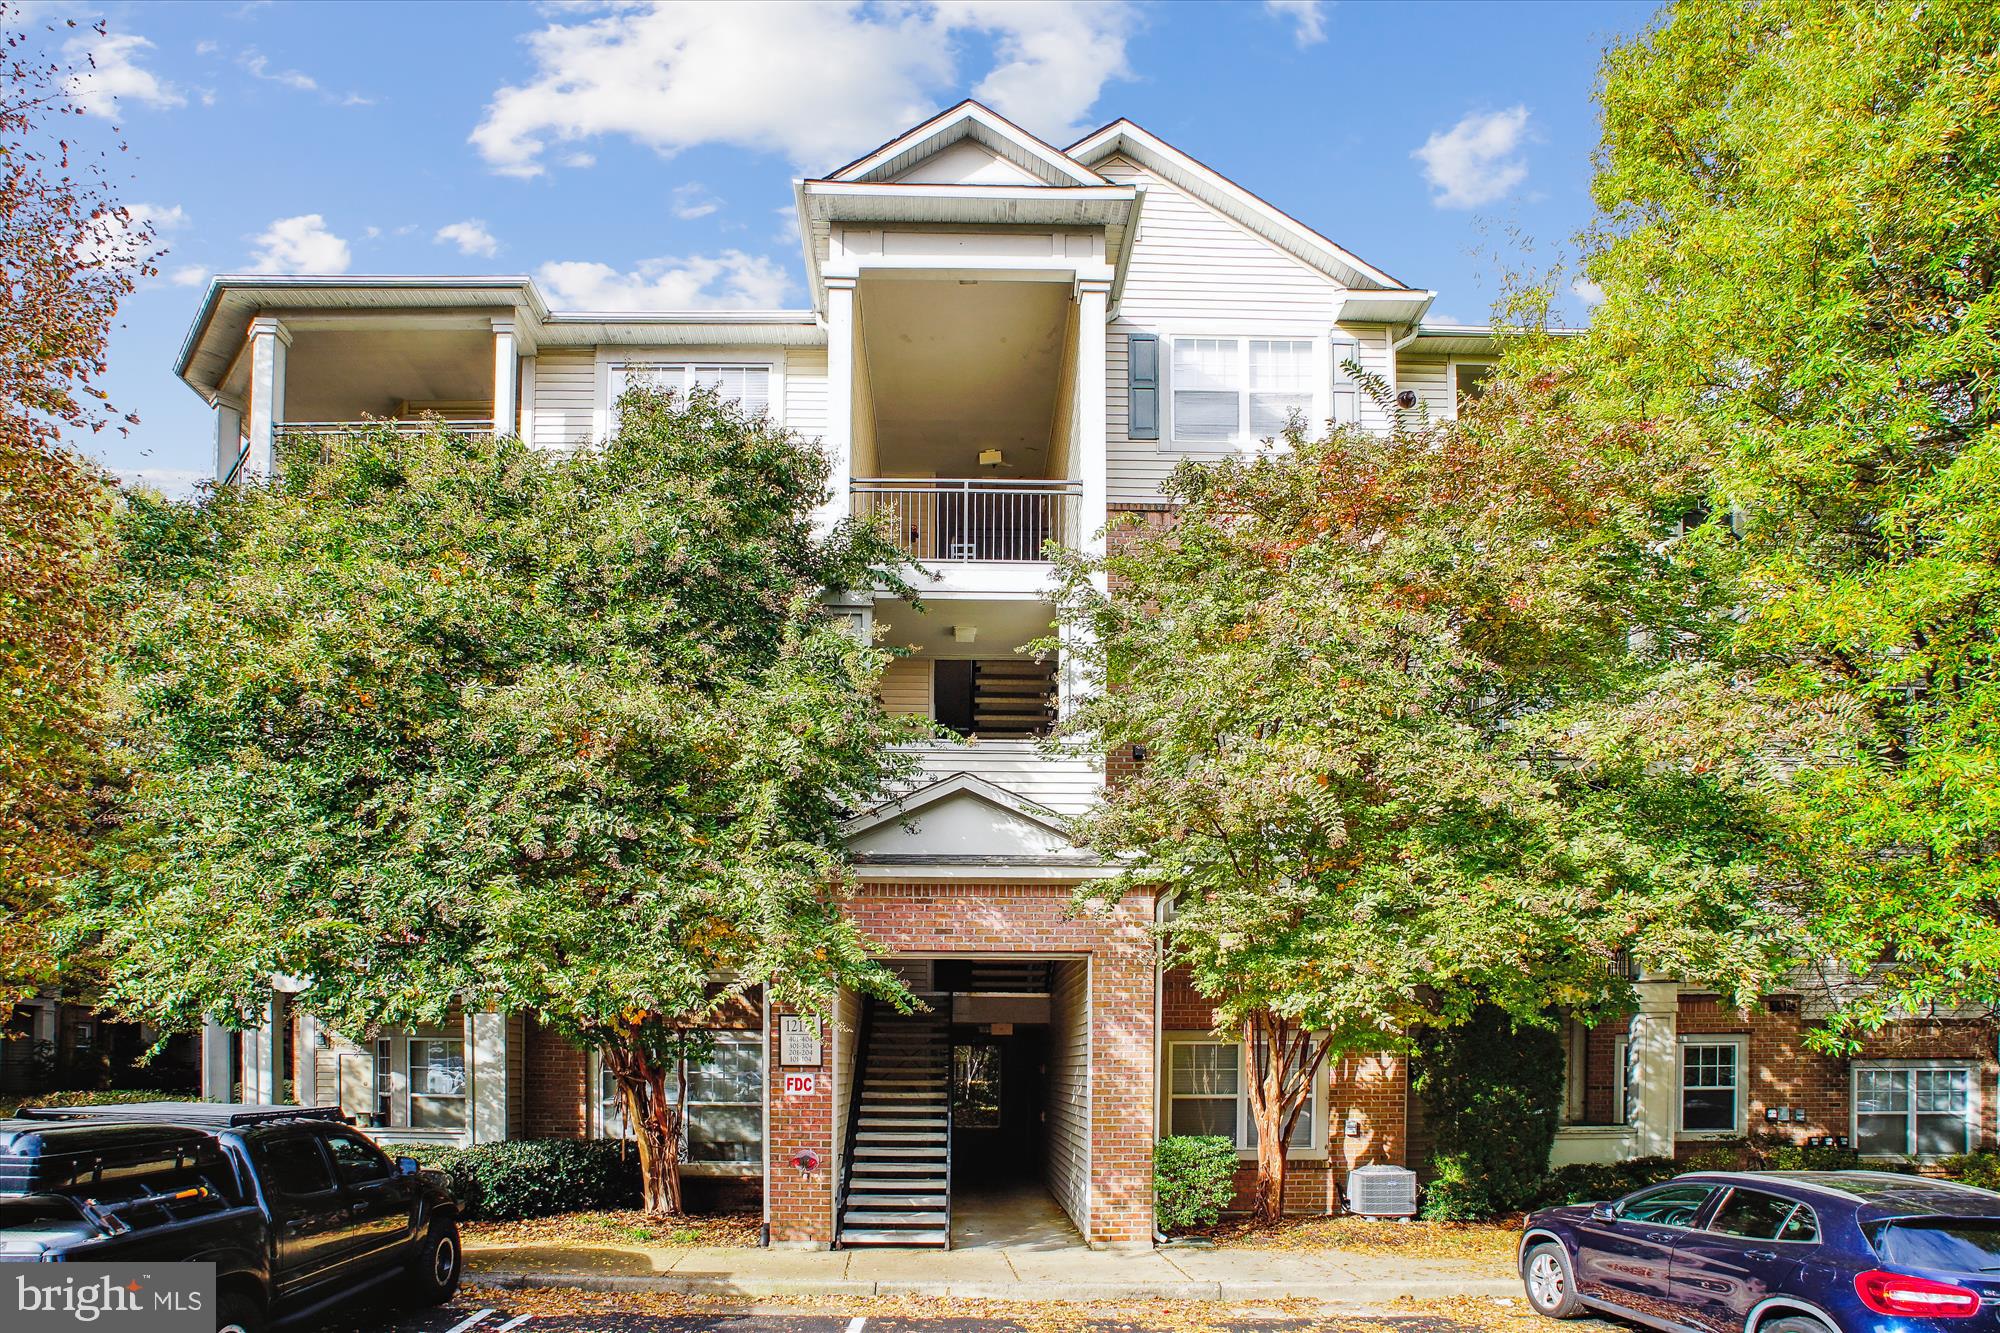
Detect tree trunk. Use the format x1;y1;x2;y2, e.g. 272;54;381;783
603;1039;686;1217
1241;1010;1333;1229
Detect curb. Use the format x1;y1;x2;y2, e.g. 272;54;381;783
472;1270;1521;1304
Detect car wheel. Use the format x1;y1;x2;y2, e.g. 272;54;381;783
1760;1318;1835;1333
215;1290;263;1333
406;1218;463;1305
1522;1240;1586;1318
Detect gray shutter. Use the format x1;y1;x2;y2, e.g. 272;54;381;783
1127;333;1160;440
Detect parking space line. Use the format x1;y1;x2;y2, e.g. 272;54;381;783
846;1318;867;1333
444;1311;496;1333
493;1318;533;1332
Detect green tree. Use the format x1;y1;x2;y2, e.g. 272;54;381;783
1;7;156;1002
1559;0;2000;1037
77;391;922;1213
1051;383;1803;1222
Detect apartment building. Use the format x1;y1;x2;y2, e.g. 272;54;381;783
171;102;1994;1249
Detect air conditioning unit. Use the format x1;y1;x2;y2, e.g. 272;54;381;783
1346;1164;1419;1219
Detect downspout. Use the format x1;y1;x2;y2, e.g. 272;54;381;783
760;986;772;1247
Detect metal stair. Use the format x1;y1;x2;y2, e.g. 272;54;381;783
837;1003;951;1247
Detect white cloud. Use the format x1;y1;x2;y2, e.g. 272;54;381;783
536;251;794;311
168;264;209;287
1413;105;1533;209
435;219;500;258
471;1;1136;178
240;49;317;92
671;183;722;220
1571;277;1606;307
1263;0;1327;47
247;214;352;273
66;31;185;116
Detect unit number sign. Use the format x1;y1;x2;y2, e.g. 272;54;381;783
779;1015;823;1067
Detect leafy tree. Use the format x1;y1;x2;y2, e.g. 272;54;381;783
78;392;923;1213
0;7;155;1002
1051;382;1805;1222
1558;0;2000;1037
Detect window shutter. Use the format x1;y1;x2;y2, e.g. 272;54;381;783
1128;332;1160;440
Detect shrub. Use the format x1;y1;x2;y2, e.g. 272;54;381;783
1155;1135;1237;1234
395;1139;640;1221
1754;1138;1861;1172
1681;1141;1749;1173
1937;1151;2000;1190
2;1088;194;1117
1414;1007;1566;1220
1528;1157;1683;1208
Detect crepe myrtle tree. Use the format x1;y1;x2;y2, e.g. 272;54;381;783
1050;376;1816;1223
75;387;927;1214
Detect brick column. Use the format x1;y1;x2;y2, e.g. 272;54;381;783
1088;935;1157;1249
765;1007;835;1247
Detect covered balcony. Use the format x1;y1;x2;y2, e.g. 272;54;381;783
841;273;1099;582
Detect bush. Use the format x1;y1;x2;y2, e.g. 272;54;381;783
1754;1138;1861;1172
1413;1007;1566;1220
1155;1135;1237;1234
395;1139;640;1221
1936;1151;2000;1190
2;1088;195;1117
1528;1157;1683;1208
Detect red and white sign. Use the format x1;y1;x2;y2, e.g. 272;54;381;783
783;1072;816;1097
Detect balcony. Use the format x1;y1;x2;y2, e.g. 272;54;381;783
852;478;1081;563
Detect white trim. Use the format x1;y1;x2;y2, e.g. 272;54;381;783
827;100;1110;188
1677;1034;1748;1139
1160;1031;1326;1161
1161;331;1327;451
1444;356;1499;421
1850;1059;1983;1160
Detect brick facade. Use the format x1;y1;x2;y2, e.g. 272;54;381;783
1577;994;2000;1156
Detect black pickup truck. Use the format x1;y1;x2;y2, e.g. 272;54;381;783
0;1103;462;1332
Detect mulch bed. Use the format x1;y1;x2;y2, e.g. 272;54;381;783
1198;1214;1522;1266
462;1209;761;1249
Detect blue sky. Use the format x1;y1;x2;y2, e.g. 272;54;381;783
40;0;1658;493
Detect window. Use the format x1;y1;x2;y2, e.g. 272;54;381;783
1615;1183;1717;1227
1165;1038;1316;1151
1169;337;1317;446
408;1036;467;1131
1854;1063;1978;1157
322;1129;394;1185
373;1037;393;1125
1453;361;1495;412
252;1134;336;1198
1679;1038;1743;1134
1614;1036;1639;1126
598;1033;765;1167
1709;1188;1818;1243
610;363;772;420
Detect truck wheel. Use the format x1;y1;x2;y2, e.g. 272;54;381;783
215;1291;263;1333
407;1218;463;1305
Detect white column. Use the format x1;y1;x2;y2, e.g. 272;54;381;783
1073;279;1110;567
491;319;519;438
240;995;289;1104
295;1015;319;1107
212;398;245;483
468;1011;509;1143
518;355;538;449
201;1020;233;1102
244;317;290;479
1629;980;1682;1158
817;277;857;531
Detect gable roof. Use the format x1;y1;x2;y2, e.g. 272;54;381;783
1067;118;1418;294
826;99;1110;188
842;772;1112;878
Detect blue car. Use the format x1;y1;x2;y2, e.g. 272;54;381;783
1520;1170;2000;1332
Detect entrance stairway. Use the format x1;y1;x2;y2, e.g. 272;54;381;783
837;1003;951;1248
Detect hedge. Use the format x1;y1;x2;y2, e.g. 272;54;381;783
396;1139;640;1220
1155;1135;1237;1234
1414;1007;1567;1220
0;1089;195;1118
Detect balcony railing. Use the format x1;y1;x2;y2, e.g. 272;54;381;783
279;419;496;437
851;478;1080;562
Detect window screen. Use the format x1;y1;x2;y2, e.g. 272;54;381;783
1171;339;1241;443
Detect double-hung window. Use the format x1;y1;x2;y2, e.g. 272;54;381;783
408;1035;467;1131
1169;338;1316;446
597;1032;766;1169
1165;1037;1316;1151
1678;1036;1744;1135
1854;1063;1979;1158
609;363;772;421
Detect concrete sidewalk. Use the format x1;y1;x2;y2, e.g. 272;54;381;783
464;1239;1520;1304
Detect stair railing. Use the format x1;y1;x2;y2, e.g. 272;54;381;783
831;996;874;1250
942;988;955;1251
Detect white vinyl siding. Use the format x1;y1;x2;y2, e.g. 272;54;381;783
1043;959;1090;1235
1395;350;1453;421
785;346;828;438
530;347;596;450
877;656;933;717
1853;1062;1980;1158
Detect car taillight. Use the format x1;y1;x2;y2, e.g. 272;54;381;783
1856;1269;1983;1318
